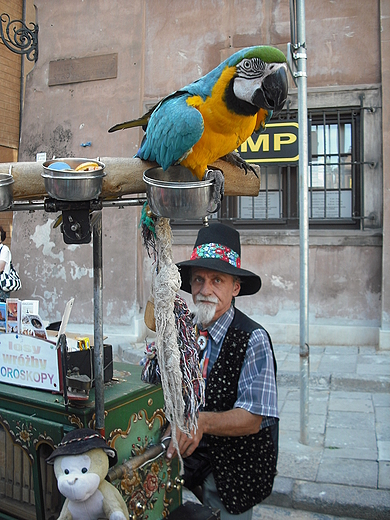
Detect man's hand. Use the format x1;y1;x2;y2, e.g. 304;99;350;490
165;408;262;460
166;417;205;460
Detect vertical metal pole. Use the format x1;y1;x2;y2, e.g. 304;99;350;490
93;211;105;436
296;0;310;445
19;0;26;158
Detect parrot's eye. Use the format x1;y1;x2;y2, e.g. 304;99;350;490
237;58;265;78
64;469;69;475
242;59;252;69
81;467;88;473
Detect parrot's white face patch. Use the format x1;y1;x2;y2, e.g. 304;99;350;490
233;62;287;105
233;76;264;104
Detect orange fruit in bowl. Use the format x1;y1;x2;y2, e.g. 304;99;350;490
75;161;100;172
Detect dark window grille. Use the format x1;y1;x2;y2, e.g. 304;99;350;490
307;109;361;227
191;108;362;229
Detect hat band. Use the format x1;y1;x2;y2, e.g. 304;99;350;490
58;432;103;447
190;242;241;268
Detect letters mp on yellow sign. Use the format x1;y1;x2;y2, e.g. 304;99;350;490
238;122;299;163
0;333;60;392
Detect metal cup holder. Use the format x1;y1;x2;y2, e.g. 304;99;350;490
0;173;14;211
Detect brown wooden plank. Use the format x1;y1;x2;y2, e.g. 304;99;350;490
0;4;23;159
39;444;61;514
0;75;21;89
39;449;49;509
0;108;19;123
0;52;20;69
0;114;20;128
12;441;22;500
0;146;17;163
0;496;36;520
22;452;31;503
0;108;20;123
5;429;13;498
0;97;20;110
0;424;5;495
0;57;20;74
30;476;35;506
0;130;20;148
0;0;23;16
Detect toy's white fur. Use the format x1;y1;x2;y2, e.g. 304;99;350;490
54;448;128;520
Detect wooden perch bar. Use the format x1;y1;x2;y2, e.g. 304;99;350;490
0;157;260;201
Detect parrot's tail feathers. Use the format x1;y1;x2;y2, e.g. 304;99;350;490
108;104;159;133
108;116;149;133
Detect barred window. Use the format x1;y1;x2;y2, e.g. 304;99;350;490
205;108;362;229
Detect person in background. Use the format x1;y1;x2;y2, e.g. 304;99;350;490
166;222;278;520
0;226;12;302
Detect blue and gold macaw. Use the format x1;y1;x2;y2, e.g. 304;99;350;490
109;46;288;199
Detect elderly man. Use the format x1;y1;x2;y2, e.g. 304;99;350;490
166;222;278;520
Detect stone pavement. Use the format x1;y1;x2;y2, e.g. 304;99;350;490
118;342;390;519
259;345;390;519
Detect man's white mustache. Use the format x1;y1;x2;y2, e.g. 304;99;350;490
195;295;219;304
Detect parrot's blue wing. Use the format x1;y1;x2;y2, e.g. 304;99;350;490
137;93;204;170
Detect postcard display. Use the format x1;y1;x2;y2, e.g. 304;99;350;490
0;304;181;520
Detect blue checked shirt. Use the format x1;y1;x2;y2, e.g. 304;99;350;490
203;305;278;428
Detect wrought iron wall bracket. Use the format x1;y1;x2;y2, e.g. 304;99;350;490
0;12;38;62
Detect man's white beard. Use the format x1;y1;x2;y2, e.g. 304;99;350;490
193;295;218;327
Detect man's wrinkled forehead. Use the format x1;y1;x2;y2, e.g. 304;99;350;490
190;267;234;281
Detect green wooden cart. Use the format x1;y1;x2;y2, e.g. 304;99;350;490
0;362;182;520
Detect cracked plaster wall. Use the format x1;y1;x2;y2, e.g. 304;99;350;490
9;0;385;345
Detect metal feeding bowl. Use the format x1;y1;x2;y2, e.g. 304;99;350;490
143;165;217;220
42;158;106;201
0;174;14;211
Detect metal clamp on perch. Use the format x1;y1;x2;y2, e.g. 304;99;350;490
44;198;102;244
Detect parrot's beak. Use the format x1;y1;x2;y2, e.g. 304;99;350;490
252;65;288;115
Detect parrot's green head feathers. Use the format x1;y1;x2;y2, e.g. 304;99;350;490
219;45;288;117
227;46;287;67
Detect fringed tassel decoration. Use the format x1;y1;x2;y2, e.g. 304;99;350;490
174;294;205;432
153;217;185;471
141;295;205;432
139;202;158;261
140;211;204;474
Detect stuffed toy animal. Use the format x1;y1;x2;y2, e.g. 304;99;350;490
47;428;128;520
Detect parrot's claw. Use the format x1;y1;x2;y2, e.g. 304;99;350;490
221;151;259;178
203;169;224;213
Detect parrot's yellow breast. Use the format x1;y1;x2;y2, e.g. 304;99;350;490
182;66;260;180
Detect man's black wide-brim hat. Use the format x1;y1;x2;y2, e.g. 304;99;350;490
46;427;118;466
177;222;261;296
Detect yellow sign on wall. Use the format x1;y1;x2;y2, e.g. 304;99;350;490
238;122;299;163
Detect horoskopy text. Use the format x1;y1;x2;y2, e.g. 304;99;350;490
0;340;55;385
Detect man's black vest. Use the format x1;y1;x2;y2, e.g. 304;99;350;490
203;308;278;515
